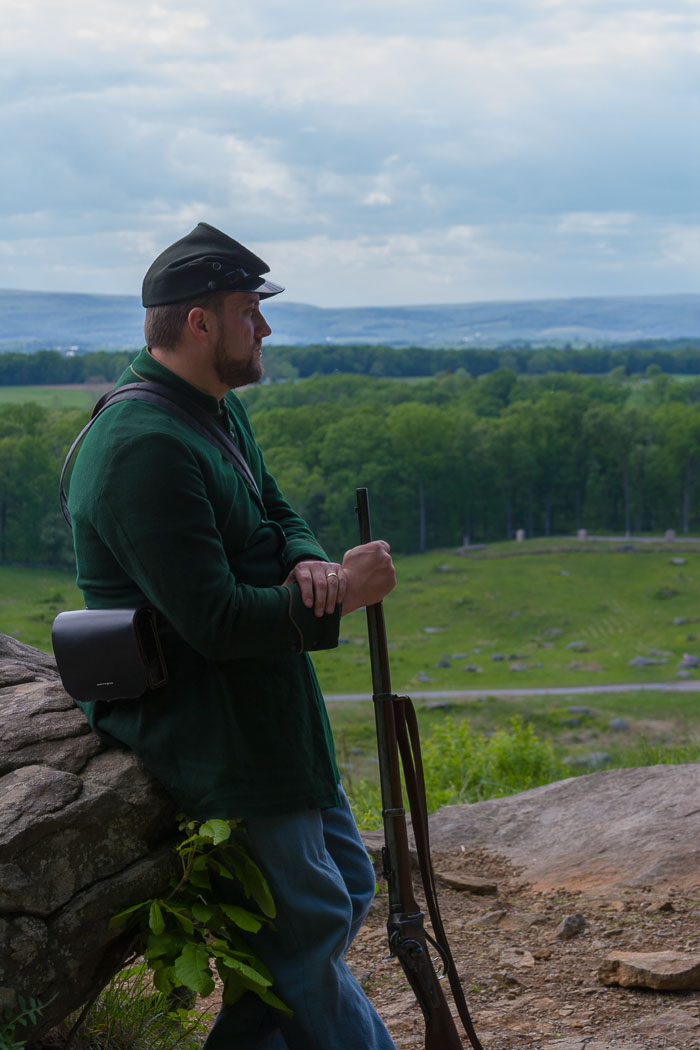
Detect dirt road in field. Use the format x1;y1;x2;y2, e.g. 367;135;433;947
325;680;700;701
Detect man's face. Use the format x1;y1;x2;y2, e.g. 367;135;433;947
211;292;272;389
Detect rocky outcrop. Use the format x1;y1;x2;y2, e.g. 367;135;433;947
362;763;700;895
425;764;700;893
0;633;179;1041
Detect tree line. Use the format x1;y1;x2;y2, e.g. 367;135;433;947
2;341;700;386
2;368;700;567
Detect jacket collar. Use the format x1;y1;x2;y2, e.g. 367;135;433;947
120;347;224;417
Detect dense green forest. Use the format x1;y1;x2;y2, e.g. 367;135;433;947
2;340;700;386
2;365;700;566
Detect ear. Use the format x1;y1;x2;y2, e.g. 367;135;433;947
186;306;211;342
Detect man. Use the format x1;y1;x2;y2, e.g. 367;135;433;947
68;222;398;1050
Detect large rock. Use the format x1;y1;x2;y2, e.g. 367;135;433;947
362;764;700;894
0;633;179;1041
427;765;700;893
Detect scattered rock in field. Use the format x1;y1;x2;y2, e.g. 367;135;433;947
491;653;505;661
563;751;612;770
451;652;469;659
417;671;433;682
598;950;700;990
435;563;453;573
619;1006;700;1041
509;662;530;672
678;653;699;668
470;909;507;927
507;653;525;660
629;656;668;667
423;626;445;634
677;670;692;679
687;634;697;641
499;947;535;968
436;659;451;668
561;717;582;727
557;913;588;941
608;718;629;732
460;665;482;673
566;661;604;672
649;648;671;656
471;647;482;654
543;628;564;637
670;557;687;565
424;700;450;710
435;871;498;895
566;641;589;652
672;616;691;625
568;706;592;716
646;898;675;915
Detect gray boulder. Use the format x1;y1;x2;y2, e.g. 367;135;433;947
0;633;178;1041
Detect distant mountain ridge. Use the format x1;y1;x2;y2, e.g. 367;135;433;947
0;289;699;351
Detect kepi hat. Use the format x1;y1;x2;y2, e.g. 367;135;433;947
142;222;284;306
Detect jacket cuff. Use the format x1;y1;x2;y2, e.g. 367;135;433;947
286;584;341;653
282;539;330;572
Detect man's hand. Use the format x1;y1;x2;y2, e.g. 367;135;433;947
341;540;396;616
283;560;347;617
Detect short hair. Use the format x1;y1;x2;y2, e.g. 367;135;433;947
143;290;228;351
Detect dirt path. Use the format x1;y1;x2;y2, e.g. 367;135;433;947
325;680;700;702
350;848;700;1050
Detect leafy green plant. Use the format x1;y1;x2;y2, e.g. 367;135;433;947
347;716;563;826
0;995;47;1050
110;817;290;1017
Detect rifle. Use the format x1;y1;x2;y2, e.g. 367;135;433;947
356;487;485;1050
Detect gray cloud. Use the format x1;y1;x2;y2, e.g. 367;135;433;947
1;0;698;304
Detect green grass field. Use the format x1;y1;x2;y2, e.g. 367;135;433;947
0;565;83;650
312;544;700;694
0;384;110;410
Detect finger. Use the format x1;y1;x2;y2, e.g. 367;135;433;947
323;568;342;614
295;565;315;608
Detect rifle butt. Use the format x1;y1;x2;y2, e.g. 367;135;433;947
425;1002;466;1050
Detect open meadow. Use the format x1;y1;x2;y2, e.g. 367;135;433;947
0;383;110;410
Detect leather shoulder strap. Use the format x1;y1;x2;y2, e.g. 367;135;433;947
60;380;261;526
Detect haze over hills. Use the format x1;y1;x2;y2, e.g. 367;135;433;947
0;289;699;351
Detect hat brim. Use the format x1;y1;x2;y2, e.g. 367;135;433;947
252;278;284;299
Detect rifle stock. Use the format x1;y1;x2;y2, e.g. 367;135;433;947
355;488;484;1050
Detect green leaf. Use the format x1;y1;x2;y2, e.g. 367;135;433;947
161;902;194;935
153;965;176;995
257;986;294;1018
173;943;215;997
199;819;233;845
243;859;276;918
188;868;212;890
149;901;166;936
220;903;263;933
191;902;215;924
109;900;147;929
143;931;185;961
220;957;272;989
219;969;246;1007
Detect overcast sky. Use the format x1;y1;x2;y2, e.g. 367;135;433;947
1;0;698;307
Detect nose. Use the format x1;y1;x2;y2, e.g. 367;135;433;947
256;311;272;339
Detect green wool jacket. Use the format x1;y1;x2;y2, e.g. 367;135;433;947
69;349;341;819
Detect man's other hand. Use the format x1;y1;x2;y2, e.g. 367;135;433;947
283;560;347;617
341;541;396;616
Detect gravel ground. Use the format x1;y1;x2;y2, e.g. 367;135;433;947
348;847;700;1050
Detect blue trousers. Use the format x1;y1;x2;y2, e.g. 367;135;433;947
202;787;397;1050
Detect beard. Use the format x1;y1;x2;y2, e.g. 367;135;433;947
212;333;264;389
